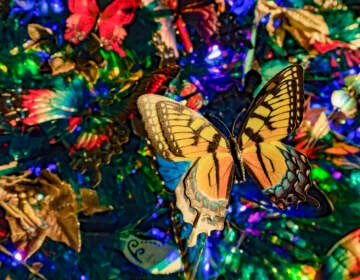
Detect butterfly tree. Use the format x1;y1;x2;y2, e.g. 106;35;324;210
0;0;359;279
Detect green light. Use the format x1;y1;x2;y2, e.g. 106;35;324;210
321;183;333;192
225;254;232;264
25;58;39;75
350;170;360;188
311;167;330;180
228;229;236;242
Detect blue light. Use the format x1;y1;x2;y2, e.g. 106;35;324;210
157;195;164;205
77;173;85;184
40;0;49;14
35;166;41;176
151;227;165;238
51;0;64;14
260;14;270;24
348;131;355;140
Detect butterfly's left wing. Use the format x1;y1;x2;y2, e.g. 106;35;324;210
137;94;234;246
238;65;319;208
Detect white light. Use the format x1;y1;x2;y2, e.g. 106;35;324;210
204;262;210;271
14;252;22;261
207;45;222;60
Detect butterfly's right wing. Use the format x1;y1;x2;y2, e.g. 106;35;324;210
137;94;234;246
236;65;319;208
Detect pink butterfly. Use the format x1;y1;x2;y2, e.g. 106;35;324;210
64;0;140;57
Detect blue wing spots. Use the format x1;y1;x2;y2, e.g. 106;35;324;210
195;192;201;200
262;146;317;208
156;155;191;191
210;202;218;210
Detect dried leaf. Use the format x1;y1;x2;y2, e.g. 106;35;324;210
0;170;81;260
256;0;330;52
23;23;56;52
79;189;113;216
49;53;76;76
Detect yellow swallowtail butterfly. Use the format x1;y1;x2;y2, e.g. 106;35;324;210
137;65;319;246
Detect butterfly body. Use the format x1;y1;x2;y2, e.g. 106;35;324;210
229;135;246;183
137;65;320;246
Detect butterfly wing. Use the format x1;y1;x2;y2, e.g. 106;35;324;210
239;65;304;149
232;181;333;218
238;65;319;208
98;0;139;55
316;228;360;280
64;0;99;44
137;94;234;246
100;0;139;26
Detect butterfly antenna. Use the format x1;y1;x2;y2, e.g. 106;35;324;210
206;113;231;136
231;108;247;136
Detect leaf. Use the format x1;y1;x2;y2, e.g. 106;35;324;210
79;188;113;216
0;170;81;260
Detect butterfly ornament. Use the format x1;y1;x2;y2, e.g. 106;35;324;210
64;0;139;57
137;65;320;246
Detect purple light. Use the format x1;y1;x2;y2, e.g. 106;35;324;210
47;163;57;171
333;171;342;179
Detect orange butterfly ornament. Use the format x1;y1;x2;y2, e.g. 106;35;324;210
137;65;320;246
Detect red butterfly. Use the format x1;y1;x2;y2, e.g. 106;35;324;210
64;0;140;57
179;81;203;111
